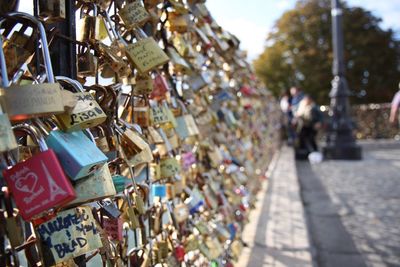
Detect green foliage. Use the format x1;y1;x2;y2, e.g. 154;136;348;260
254;0;400;104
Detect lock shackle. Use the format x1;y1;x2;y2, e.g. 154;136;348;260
177;99;188;114
12;123;48;151
0;12;55;84
80;2;98;18
101;10;128;46
55;76;84;93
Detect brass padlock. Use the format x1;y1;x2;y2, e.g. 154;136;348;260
125;28;169;73
2;19;37;78
77;45;97;77
119;0;151;29
0;12;66;121
77;3;108;42
55;76;107;132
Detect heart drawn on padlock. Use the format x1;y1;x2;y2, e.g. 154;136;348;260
15;172;39;194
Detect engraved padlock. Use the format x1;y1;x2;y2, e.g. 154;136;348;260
118;0;151;30
124;28;169;73
55;76;107;132
2;123;76;220
0;12;67;121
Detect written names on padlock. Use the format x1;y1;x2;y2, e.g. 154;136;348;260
36;206;102;264
160;157;181;178
126;37;169;73
119;1;151;29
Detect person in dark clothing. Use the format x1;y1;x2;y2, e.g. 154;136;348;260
294;95;323;157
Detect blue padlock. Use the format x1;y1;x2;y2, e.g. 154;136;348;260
45;130;108;180
152;184;167;198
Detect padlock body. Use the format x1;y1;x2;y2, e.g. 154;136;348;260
35;206;103;265
103;216;123;241
46;130;108;180
1;83;65;120
70;164;116;204
0;113;18;152
3;149;76;220
56;92;107;132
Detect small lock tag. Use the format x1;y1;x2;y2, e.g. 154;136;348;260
100;199;121;219
126;205;140;229
102;216;123;241
156;240;169;260
126;37;169;73
151;184;166;199
173;203;189;223
4;210;25;248
160;157;181;178
134;74;154;95
132;192;146;215
119;1;151;29
35;206;103;265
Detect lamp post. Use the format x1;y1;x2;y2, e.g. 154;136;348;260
323;0;362;159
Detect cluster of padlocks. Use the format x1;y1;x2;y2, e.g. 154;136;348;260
0;0;281;266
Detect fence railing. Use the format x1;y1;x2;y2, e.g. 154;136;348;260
321;103;399;140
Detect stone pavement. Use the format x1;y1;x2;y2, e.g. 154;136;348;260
237;146;313;267
297;141;400;267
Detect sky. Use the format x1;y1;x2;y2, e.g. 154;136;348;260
206;0;400;60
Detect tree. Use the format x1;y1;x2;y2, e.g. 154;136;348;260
254;0;400;104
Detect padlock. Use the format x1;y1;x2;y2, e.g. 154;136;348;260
0;13;67;121
168;12;190;33
134;105;151;127
125;28;169;73
70;163;116;205
150;73;170;100
125;196;140;229
0;38;17;153
77;45;97;77
160;157;181;178
35;206;103;265
166;46;191;73
99;199;121;219
38;0;66;22
44;128;108;180
174;244;185;262
134;73;154;95
2;187;24;248
3;123;76;220
129;248;149;267
155;239;169;260
98;11;132;78
102;216;124;241
119;0;151;29
173;202;189;223
55;76;107;132
77;3;108;42
2;19;37;78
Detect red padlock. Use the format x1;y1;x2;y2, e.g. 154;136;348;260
3;124;76;220
174;244;185;262
150;73;170;100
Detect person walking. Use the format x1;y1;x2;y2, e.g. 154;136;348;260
294;95;323;159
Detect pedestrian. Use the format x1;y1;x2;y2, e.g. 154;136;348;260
279;89;294;144
294;95;323;159
389;82;400;127
290;86;305;115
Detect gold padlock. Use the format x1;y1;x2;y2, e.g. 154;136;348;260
125;28;169;73
77;3;108;42
55;76;107;132
119;0;151;29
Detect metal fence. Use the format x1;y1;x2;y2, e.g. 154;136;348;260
321;103;399;140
